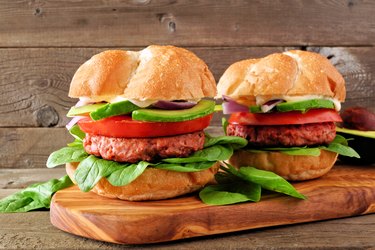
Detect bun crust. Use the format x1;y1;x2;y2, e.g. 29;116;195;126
228;149;338;181
66;162;219;201
69;45;216;100
217;50;345;103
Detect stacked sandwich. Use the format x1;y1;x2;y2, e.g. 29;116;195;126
217;50;359;181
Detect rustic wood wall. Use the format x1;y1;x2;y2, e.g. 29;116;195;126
0;0;374;169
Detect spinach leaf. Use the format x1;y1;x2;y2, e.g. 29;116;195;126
204;135;248;149
0;175;73;213
67;139;84;147
331;134;349;145
74;155;123;192
322;143;360;158
74;156;150;191
250;147;321;156
199;163;306;206
107;161;150;186
238;167;306;199
68;125;85;141
245;135;359;158
222;117;229;135
162;145;233;163
199;182;261;205
46;146;88;168
154;161;216;172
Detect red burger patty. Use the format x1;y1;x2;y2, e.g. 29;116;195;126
83;131;205;163
227;122;336;147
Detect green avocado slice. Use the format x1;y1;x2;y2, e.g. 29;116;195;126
67;103;106;117
132;100;215;122
336;127;375;139
276;99;335;112
249;99;335;113
90;100;140;120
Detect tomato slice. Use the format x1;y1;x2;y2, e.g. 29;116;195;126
78;114;213;138
229;109;342;125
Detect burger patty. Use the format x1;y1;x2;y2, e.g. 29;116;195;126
83;131;205;163
227;122;336;147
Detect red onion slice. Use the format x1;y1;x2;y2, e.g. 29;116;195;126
66;116;86;130
152;100;197;110
261;99;284;113
222;101;248;114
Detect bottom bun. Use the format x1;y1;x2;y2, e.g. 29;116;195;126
66;162;219;201
228;149;338;181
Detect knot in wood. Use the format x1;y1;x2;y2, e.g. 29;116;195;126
157;13;176;33
33;7;43;17
36;105;59;127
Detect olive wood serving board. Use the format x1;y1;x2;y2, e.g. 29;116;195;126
50;165;375;244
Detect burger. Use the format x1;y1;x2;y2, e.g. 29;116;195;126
47;45;247;201
217;50;359;181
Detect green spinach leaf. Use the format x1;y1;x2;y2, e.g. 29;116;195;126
68;125;86;141
199;182;261;205
0;175;73;213
204;135;248;149
162;145;233;163
238;167;306;199
74;155;123;192
322;143;360;158
46;146;88;168
245;135;359;158
107;161;150;186
154;161;216;172
249;147;321;156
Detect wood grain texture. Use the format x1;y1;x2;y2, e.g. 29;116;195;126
50;165;375;244
1;47;374;128
0;128;71;169
0;0;373;47
0;168;66;189
1;210;374;249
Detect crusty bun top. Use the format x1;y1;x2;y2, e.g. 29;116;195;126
217;50;345;105
69;45;216;101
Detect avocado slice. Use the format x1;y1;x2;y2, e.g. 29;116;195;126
67;103;106;117
132;100;215;122
336;127;375;165
90;100;140;120
249;105;262;113
336;127;375;139
249;99;335;113
276;99;335;112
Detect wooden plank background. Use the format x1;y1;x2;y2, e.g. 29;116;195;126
0;0;374;169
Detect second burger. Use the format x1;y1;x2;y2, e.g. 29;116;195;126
217;50;359;181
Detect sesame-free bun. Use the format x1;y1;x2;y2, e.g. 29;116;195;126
66;162;219;201
217;50;345;105
228;149;338;181
69;45;216;101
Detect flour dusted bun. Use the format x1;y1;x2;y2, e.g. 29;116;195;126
228;150;338;181
217;50;345;104
66;162;219;201
69;45;216;101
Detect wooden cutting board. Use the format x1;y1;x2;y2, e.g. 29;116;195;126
50;165;375;244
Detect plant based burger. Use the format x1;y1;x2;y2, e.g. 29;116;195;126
217;50;359;181
47;45;247;201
